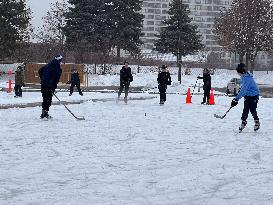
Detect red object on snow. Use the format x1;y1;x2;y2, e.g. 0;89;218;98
186;88;192;104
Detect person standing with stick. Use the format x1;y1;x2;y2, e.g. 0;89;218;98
38;55;63;119
230;63;260;132
197;68;211;104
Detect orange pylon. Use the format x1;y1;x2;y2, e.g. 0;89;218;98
209;89;215;105
186;88;192;104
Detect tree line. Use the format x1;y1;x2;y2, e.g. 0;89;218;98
1;0;273;73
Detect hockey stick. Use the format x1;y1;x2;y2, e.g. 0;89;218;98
53;93;85;120
192;77;199;95
214;106;232;119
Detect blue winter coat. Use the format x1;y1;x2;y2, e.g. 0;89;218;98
235;72;259;101
40;59;62;90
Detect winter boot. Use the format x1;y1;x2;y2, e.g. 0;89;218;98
40;109;49;119
239;120;247;132
254;120;260;131
124;97;128;104
69;93;72;96
159;100;164;105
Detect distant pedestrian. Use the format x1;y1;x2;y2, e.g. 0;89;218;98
69;68;83;96
157;65;171;104
197;68;211;104
118;61;133;103
38;55;63;119
14;65;25;97
230;63;260;132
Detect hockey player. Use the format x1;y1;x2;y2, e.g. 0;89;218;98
197;68;211;104
230;63;260;132
14;65;25;97
157;65;172;104
69;68;83;96
118;61;133;103
38;55;63;119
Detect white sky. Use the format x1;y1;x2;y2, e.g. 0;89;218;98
26;0;66;29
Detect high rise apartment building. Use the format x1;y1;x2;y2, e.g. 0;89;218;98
140;0;232;51
141;0;171;50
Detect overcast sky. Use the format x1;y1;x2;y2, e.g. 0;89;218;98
27;0;65;29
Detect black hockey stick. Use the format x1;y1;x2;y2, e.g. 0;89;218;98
192;77;199;95
214;106;232;119
53;93;85;120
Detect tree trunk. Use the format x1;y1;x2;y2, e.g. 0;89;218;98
245;53;250;71
177;54;182;84
239;54;244;63
250;60;255;74
117;47;121;58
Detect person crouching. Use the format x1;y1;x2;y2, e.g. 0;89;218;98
69;68;83;96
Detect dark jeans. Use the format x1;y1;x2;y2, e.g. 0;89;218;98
118;83;130;98
158;84;167;102
70;83;82;95
41;88;53;111
241;96;259;122
14;85;22;97
202;89;210;103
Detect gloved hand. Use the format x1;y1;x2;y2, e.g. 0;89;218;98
22;83;25;87
231;98;238;107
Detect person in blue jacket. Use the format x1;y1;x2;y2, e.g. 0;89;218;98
230;63;260;132
38;55;63;119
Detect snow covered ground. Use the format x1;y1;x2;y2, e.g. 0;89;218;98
1;91;273;205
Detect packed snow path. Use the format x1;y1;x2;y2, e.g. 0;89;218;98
1;92;273;205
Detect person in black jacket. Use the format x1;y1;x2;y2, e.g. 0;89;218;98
157;65;172;104
197;68;211;104
118;61;133;103
69;68;83;96
38;55;63;119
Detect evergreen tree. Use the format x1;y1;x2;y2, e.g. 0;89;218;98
154;0;203;82
110;0;144;57
64;0;113;59
0;0;31;61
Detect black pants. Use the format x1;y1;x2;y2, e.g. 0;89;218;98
118;83;130;98
241;96;259;122
41;88;53;112
14;85;22;97
203;89;210;103
70;83;82;95
158;84;167;102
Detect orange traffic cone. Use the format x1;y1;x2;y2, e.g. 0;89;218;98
209;89;215;105
186;88;192;104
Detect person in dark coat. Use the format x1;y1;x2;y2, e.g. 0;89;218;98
197;68;211;104
69;68;83;96
118;61;133;103
38;55;63;119
231;63;260;132
14;65;25;97
157;65;171;104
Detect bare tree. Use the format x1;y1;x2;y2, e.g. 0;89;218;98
214;0;273;72
36;0;68;61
